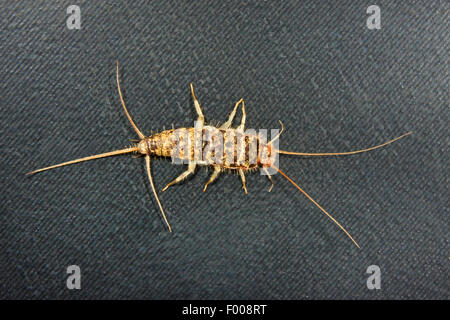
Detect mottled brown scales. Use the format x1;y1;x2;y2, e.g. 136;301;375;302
27;62;412;248
144;129;177;157
140;127;264;172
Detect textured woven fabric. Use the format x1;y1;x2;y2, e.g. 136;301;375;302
1;1;447;299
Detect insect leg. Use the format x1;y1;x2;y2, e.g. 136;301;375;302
190;83;205;126
220;99;244;129
203;166;221;192
262;167;274;192
237;100;246;131
145;155;172;232
161;162;196;192
239;169;248;194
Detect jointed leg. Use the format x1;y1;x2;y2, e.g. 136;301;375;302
162;162;196;192
237;100;246;131
220;99;244;129
190;83;204;126
263;167;274;192
239;169;248;194
203;166;221;192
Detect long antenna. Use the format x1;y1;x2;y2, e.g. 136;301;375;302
116;61;145;139
26;147;138;175
277;131;412;156
273;165;360;248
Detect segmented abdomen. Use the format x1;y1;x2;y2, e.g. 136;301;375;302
146;126;264;170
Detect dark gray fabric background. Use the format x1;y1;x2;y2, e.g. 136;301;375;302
1;1;447;299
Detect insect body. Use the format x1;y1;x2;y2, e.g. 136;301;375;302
28;62;412;248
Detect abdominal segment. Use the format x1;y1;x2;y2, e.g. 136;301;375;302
148;126;266;170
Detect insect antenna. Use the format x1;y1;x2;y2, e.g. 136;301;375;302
27;62;172;233
276;132;412;156
26;147;138;175
272;165;360;248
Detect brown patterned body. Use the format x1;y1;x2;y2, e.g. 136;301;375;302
27;66;411;247
138;126;270;172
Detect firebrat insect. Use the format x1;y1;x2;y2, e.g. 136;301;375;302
27;62;412;248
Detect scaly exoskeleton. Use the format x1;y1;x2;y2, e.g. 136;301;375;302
27;62;412;248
